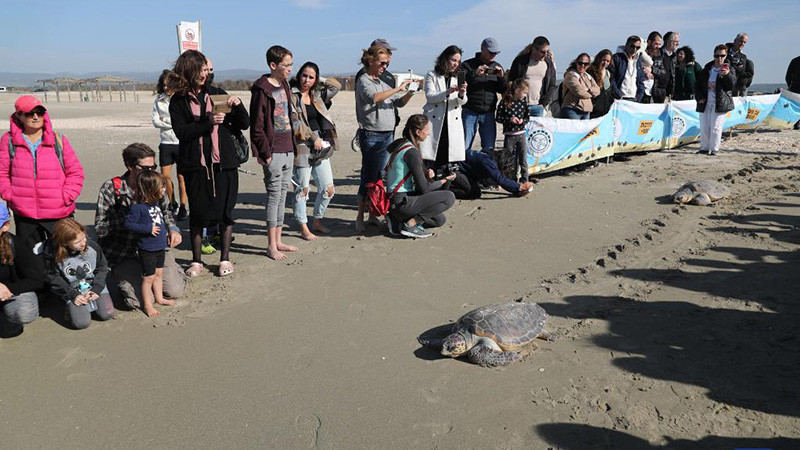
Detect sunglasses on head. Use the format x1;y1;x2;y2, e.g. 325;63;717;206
136;163;158;171
22;108;46;118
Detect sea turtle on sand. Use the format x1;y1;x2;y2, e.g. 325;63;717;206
418;302;557;367
672;180;731;206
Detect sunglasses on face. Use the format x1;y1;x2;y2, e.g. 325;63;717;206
577;61;590;67
714;54;727;59
136;164;158;171
378;61;390;67
629;45;641;50
23;109;46;118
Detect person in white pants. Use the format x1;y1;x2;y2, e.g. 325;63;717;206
695;44;736;156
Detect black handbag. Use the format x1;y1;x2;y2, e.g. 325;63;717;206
232;130;249;164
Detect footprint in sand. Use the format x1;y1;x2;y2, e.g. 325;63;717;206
412;422;453;438
349;302;366;320
294;413;322;448
292;347;314;370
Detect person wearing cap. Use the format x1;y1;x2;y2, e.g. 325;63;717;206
356;39;401;128
0;203;44;338
0;95;85;262
461;37;506;153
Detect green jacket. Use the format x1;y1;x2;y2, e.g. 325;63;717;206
674;61;702;101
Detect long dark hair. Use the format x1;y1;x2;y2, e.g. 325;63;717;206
434;45;463;76
566;52;592;73
0;232;11;265
588;49;612;86
155;69;179;95
677;45;696;63
168;50;207;95
401;114;429;149
291;61;320;91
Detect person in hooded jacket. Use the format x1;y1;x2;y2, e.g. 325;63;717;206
0;95;84;272
0;203;43;338
695;44;737;156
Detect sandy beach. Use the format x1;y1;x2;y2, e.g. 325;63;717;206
0;91;798;449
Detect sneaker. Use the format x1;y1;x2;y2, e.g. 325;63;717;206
176;205;189;221
200;238;217;255
387;215;401;236
170;201;178;213
696;149;709;154
709;151;719;156
400;223;433;239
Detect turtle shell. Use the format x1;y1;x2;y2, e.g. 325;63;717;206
455;302;547;351
677;180;730;201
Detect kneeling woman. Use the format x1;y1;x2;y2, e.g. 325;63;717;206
385;115;456;239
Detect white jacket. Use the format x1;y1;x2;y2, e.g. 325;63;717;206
152;93;178;145
420;71;467;162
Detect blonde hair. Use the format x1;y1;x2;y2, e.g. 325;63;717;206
360;46;389;69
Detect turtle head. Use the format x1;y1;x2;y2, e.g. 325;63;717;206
441;332;469;357
672;188;692;204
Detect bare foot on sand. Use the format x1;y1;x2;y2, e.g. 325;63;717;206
311;220;330;234
355;217;366;232
156;299;175;306
144;306;160;318
277;243;299;252
266;247;288;261
300;224;319;241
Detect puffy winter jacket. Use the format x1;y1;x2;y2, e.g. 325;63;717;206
0;112;84;219
695;62;737;114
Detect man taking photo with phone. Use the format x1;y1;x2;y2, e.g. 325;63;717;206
461;37;506;154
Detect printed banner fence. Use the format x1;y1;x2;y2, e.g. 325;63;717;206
527;90;800;175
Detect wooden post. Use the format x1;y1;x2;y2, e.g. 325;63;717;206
67;84;72;102
42;82;48;103
134;82;138;102
55;83;61;103
108;84;112;102
118;83;123;102
122;83;126;102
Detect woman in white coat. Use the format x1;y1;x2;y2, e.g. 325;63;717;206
421;45;468;169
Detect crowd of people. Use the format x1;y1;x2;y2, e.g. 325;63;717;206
0;32;793;337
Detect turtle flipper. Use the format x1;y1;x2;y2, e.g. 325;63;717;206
468;343;521;367
537;330;560;342
691;193;713;206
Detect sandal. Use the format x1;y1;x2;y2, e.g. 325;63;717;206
185;262;205;277
219;261;234;277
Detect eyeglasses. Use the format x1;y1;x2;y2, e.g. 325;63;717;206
136;164;158;171
714;54;727;59
577;61;590;67
22;109;46;118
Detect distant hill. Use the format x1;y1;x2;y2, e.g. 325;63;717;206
0;69;267;88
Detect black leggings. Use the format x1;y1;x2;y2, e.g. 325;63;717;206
390;191;455;228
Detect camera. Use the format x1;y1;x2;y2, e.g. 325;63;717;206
435;163;460;180
485;67;496;75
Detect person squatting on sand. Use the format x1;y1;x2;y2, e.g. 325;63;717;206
385;115;456;239
152;69;189;221
0;95;85;268
451;150;534;200
124;170;175;317
354;44;414;232
421;45;468;172
94;143;185;309
250;45;301;260
558;53;600;120
289;61;339;241
495;78;531;181
695;44;737;156
169;50;249;274
43;218;115;330
0;203;43;338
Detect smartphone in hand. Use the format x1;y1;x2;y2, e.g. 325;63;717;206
457;70;466;86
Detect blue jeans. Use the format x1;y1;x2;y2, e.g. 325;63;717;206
528;104;545;118
293;158;334;224
558;107;590;120
462;108;497;152
357;129;393;197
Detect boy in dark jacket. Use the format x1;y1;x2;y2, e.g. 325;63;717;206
250;45;300;261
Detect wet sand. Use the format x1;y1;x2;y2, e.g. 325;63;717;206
0;92;798;449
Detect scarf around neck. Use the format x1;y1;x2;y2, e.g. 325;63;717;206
188;90;220;173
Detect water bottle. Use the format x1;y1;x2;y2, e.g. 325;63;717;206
80;282;98;312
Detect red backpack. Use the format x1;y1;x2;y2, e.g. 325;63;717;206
365;176;409;217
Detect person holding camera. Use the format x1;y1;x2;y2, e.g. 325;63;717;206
695;44;736;156
421;45;468;171
461;37;505;153
385;115;456;239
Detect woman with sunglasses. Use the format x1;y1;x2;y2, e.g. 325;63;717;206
168;50;249;277
558;53;600;120
0;95;85;262
354;45;413;232
695;44;736;156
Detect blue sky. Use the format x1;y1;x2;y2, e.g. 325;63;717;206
1;0;797;83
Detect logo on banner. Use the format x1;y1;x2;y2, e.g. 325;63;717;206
638;120;654;135
527;128;553;157
746;108;761;121
671;116;686;137
579;127;600;143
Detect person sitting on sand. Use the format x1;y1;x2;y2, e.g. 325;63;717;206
43;218;115;330
94;143;185;309
385;114;456;239
289;61;339;241
124;170;175;317
0;203;43;338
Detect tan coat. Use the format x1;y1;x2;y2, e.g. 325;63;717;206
561;70;601;113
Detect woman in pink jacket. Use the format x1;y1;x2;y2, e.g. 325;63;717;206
0;96;84;257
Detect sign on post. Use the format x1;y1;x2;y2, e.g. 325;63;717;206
177;21;202;54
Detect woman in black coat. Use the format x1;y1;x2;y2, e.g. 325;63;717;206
694;44;736;156
168;50;249;277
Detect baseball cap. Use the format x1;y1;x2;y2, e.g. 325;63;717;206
481;37;501;54
14;95;46;114
371;38;397;51
0;203;9;227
